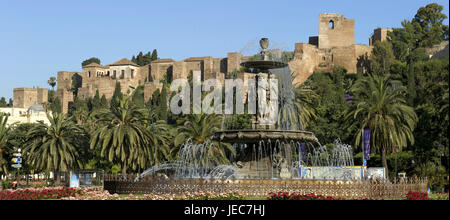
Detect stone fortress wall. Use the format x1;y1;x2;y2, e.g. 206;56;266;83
14;13;399;113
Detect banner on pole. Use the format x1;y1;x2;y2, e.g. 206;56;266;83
363;129;371;160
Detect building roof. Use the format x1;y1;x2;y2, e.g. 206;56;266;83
109;58;138;66
83;62;102;68
28;102;45;113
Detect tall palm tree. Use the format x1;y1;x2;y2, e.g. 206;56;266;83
90;96;151;175
24;113;84;182
173;113;234;166
47;77;57;90
141;104;173;167
0;113;11;174
346;74;417;179
144;119;172;167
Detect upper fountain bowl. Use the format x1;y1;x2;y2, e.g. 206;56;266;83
240;60;289;73
241;37;288;73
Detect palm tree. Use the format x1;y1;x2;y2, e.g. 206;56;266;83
346;74;417;179
173;113;234;166
144;118;172;167
0;113;11;174
141;104;173;167
292;86;319;130
90;96;151;175
48;77;57;90
24;113;84;183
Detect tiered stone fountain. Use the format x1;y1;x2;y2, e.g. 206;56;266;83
137;38;354;181
214;38;319;179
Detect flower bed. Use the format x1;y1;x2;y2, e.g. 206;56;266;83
1;186;245;200
63;190;245;200
405;191;431;200
0;187;90;200
2;187;436;200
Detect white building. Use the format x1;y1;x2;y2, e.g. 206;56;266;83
0;102;51;126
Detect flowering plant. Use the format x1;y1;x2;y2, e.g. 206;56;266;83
0;187;86;200
405;191;431;200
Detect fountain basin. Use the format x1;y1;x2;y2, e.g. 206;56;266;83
213;130;318;144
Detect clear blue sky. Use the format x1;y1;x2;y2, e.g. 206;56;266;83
0;0;448;100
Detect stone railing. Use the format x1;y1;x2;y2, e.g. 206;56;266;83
104;175;427;199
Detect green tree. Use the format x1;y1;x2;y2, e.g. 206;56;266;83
388;3;448;106
131;50;158;66
70;97;90;125
370;41;395;75
412;3;449;46
82;57;101;67
70;73;83;95
47;77;57;90
143;113;172;166
110;81;123;109
143;52;152;65
6;123;40;176
90;96;150;174
100;95;108;109
159;85;168;121
137;52;144;66
0;113;11;174
389;3;448;61
151;49;158;61
173;113;234;165
131;85;145;108
303;67;353;144
50;97;62;113
0;97;7;107
91;90;102;110
25;113;84;183
346;74;418;179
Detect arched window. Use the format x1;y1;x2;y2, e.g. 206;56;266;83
329;20;334;29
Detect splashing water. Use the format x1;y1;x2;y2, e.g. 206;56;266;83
137;138;354;180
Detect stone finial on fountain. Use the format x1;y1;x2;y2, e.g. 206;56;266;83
260;38;269;61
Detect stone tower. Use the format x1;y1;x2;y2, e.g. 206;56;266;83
318;13;355;49
13;87;48;108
